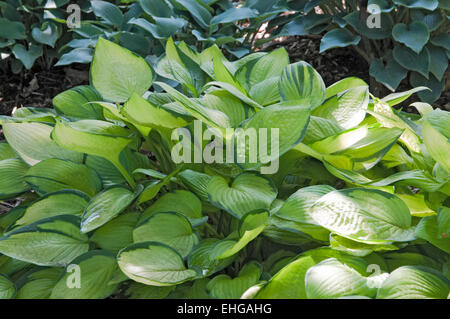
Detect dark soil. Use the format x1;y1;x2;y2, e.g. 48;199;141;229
0;64;89;116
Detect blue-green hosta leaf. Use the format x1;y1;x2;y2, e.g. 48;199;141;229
50;250;118;299
2;122;83;166
91;38;153;103
0;274;15;299
175;0;212;29
409;72;444;103
368;0;395;11
0;159;30;200
207;173;277;219
129;17;186;40
313;86;369;129
309;188;416;244
14;190;89;227
280;14;331;36
15;268;62;299
52;86;104;120
305;257;377;299
344;11;393;39
91;212;139;254
279;61;326;109
393;45;430;78
91;0;123;27
235;101;311;171
320;28;361;53
0;18;26;40
254;256;316;299
122;92;188;129
81;185;137;233
393;0;439;10
427;44;449;81
416;214;450;253
207;262;262;299
139;0;172;17
117;241;198;286
11;43;43;70
211;7;259;24
369;55;408;91
410;9;444;31
377;266;449;299
392;22;429;53
51;119;136;186
188;239;234;277
31;22;58;47
55;48;93;66
140;190;203;225
422;109;450;172
24;159;102;197
211;211;269;259
133;212;199;258
430;33;450;51
0;215;89;266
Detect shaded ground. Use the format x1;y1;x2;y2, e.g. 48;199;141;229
0;65;89;116
0;36;448;116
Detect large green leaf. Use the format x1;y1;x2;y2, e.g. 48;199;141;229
188;239;234;277
377;266;449;299
91;212;139;254
81;185;137;233
235;101;310;171
90;38;153;102
117;242;197;286
0;159;30;199
393;45;430;78
52;119;136;187
416;214;450;253
51;250;118;299
134;212;199;258
24;158;102;197
122;93;188;129
207;262;261;299
393;0;439;10
15;268;62;299
0;274;15;299
14;190;89;227
140;190;203;225
2;122;83;166
0;215;89;266
422;109;450;173
305;257;377;298
309;188;416;244
255;256;316;299
52;86;104;120
279;61;326;109
207;172;277;219
313;86;369;129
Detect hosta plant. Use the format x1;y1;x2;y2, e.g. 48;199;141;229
0;38;449;299
280;0;450;102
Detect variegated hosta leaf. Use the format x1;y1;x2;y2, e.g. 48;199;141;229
309;188;416;244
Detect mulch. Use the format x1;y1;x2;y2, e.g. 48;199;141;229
0;36;448;116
